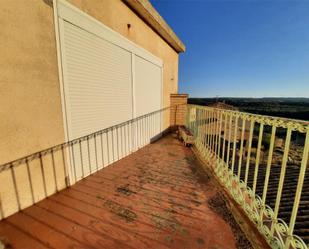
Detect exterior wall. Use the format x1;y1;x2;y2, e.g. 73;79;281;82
0;0;179;219
0;0;64;166
0;0;66;218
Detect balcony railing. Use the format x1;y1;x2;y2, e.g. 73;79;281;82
2;103;309;248
0;107;170;220
186;104;309;249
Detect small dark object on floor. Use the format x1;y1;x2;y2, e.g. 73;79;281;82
117;185;136;196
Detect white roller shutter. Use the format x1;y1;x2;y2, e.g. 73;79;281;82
134;56;162;117
59;21;133;180
56;0;163;182
134;56;162;148
62;21;133;139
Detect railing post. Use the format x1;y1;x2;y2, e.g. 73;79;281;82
284;129;309;249
209;109;213;151
222;112;228;164
226;114;233;168
271;127;292;236
202;108;207;155
244;120;254;185
237;118;246;180
231;115;238;174
252;123;264;195
206;109;210;149
260;125;276;222
217;111;223;160
211;109;216;155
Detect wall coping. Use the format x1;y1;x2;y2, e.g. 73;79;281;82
123;0;185;53
170;94;189;97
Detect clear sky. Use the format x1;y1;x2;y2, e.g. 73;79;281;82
150;0;309;98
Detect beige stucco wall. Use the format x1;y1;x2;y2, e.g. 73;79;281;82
0;0;64;166
0;0;67;218
0;0;179;219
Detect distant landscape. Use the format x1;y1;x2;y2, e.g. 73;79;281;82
188;97;309;121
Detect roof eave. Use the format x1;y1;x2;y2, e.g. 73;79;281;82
122;0;185;53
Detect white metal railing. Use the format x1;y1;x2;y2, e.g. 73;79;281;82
186;104;309;249
0;107;169;220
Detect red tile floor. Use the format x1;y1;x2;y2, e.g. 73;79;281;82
0;134;242;249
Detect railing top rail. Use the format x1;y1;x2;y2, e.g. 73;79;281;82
0;106;171;172
188;104;309;133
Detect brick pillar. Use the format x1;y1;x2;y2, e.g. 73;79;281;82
170;94;188;129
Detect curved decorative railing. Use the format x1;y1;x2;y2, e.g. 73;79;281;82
186;104;309;249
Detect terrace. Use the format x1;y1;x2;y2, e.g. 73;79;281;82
0;105;308;249
0;133;254;249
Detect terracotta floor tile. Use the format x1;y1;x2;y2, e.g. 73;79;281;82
0;134;238;249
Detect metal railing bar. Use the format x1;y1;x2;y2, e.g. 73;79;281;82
206;109;211;148
86;137;91;174
237;118;246;180
121;125;124;158
111;127;115;163
215;110;220;156
226;114;232;168
107;129;110;165
70;144;77;182
231;116;238;174
222;112;227;163
61;145;69;187
78;140;84;178
252;123;264;195
0;107;170;172
260;126;276;219
208;110;212;150
271;127;292;235
211;110;215;151
94;134;99;172
143;116;146;145
39;152;48;197
210;109;213;150
244;120;254;185
205;109;208;152
10;166;21;211
99;133;104;168
26;159;35;204
217;111;223;161
50;149;59;192
212;110;216;153
201;109;204;150
0;194;4;219
285;129;309;248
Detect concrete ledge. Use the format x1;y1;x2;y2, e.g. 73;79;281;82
122;0;185;53
170;94;189;97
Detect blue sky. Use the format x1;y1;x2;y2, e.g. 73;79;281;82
151;0;309;98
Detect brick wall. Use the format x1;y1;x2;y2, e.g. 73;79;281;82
170;94;188;127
